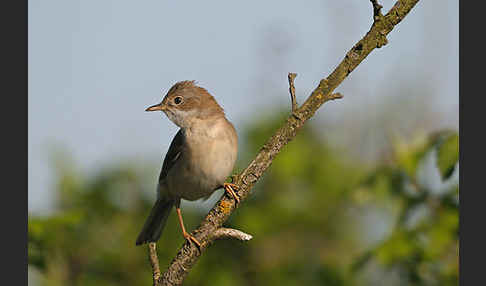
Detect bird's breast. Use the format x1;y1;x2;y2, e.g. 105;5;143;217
167;118;238;201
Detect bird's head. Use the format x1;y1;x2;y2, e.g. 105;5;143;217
146;80;225;128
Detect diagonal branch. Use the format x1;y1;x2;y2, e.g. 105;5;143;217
155;0;420;285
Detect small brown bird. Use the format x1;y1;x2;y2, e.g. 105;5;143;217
136;81;239;247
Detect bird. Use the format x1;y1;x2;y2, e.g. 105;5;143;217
136;80;239;247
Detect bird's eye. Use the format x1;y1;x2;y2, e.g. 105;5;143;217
173;96;183;105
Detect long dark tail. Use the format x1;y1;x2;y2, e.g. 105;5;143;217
136;197;175;246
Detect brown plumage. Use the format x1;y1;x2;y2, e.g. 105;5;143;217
137;81;239;247
162;80;224;119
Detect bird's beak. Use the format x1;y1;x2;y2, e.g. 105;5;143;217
145;103;166;112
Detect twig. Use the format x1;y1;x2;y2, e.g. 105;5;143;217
329;93;344;100
156;1;420;285
211;228;253;241
148;243;161;286
370;0;384;21
288;73;298;112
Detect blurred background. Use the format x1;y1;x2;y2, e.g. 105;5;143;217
28;0;458;285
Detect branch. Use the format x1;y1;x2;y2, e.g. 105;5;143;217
156;0;420;285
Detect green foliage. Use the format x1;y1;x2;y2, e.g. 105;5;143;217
352;130;459;286
28;112;458;286
436;133;459;180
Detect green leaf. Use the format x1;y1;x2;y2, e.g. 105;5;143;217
436;133;459;180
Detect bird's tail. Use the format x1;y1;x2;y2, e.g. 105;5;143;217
136;196;175;246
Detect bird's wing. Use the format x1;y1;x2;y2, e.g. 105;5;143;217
158;129;184;183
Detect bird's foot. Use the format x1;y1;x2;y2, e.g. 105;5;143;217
223;182;240;205
183;231;201;249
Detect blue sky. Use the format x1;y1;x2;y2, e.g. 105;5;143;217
28;0;458;214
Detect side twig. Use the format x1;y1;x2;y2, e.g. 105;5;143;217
148;243;161;286
288;73;298;112
211;228;253;241
154;1;420;285
370;0;384;21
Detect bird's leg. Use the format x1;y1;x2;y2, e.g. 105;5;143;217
223;182;240;205
175;201;201;249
